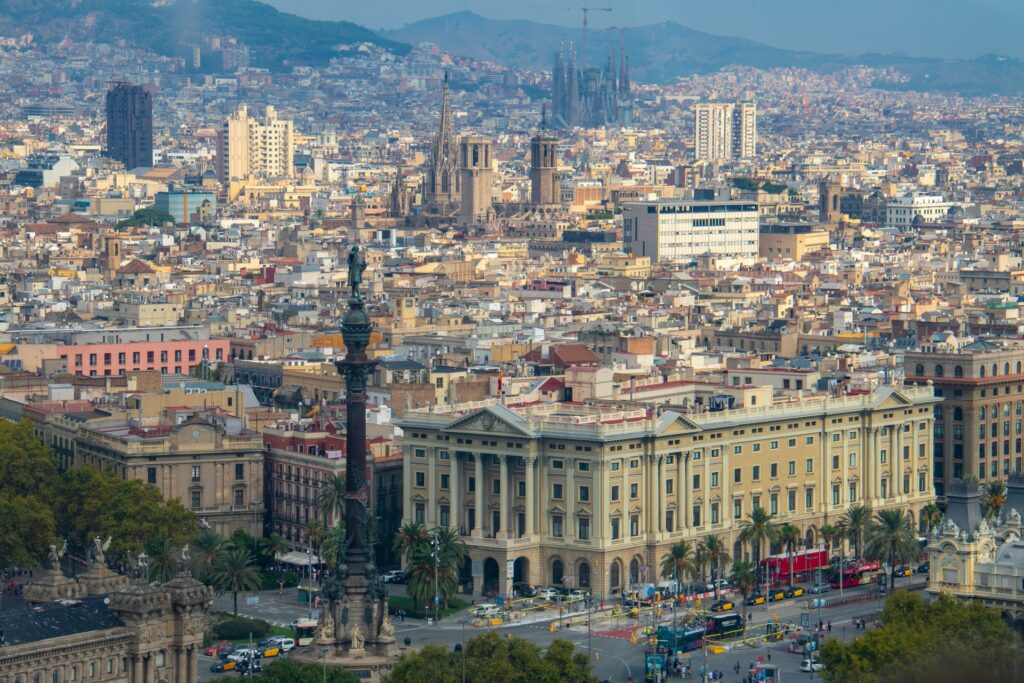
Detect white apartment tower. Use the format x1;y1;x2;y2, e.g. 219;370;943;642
217;105;295;182
695;101;756;162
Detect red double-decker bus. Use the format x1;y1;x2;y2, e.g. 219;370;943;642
759;549;828;585
828;561;881;588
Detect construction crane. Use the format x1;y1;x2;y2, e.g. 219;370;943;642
519;1;612;67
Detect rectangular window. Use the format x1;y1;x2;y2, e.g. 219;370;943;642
832;485;840;506
415;503;425;524
235;463;244;480
147;467;157;484
788;490;796;511
692;505;701;527
770;463;778;478
468;477;476;492
611;484;620;502
666;510;674;532
552;515;563;538
611;517;620;539
806;458;814;473
733;499;742;520
415;472;425;487
733;445;742;454
692;474;701;489
630;483;639;499
191;491;201;509
492;479;500;495
788;438;796;447
579;486;590;502
440;474;450;490
711;502;720;524
770;494;778;515
666;480;674;494
806;436;814;445
552;460;564;469
832;455;840;470
850;483;857;502
850;452;857;468
734;468;742;483
788;461;796;476
553;483;564;499
191;465;201;482
752;443;761;452
578;518;590;540
439;505;450;527
918;474;926;492
234;489;244;506
752;465;760;481
630;514;640;537
880;449;887;464
578;461;590;472
770;440;779;450
517;481;525;496
805;488;813;509
711;472;719;487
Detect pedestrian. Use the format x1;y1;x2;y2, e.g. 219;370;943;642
827;621;832;633
766;652;771;662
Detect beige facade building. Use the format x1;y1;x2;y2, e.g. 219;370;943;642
217;105;294;183
398;385;937;598
458;135;494;225
73;412;264;537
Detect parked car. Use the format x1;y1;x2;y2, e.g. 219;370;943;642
210;660;237;673
784;586;805;598
766;589;786;602
203;641;233;657
800;659;824;673
256;643;281;658
382;570;407;584
810;582;831;594
917;562;930;574
535;588;558;602
469;603;501;617
512;582;538;598
745;594;766;606
227;648;259;663
266;636;296;652
893;566;913;577
710;600;734;613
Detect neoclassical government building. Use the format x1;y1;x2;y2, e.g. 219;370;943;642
398;385;938;598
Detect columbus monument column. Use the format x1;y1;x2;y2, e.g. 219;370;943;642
295;245;397;679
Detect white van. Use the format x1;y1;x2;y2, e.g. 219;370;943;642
268;637;296;652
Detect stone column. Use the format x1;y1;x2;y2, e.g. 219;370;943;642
592;460;603;543
867;428;876;504
525;457;536;536
473;454;484;538
656;455;664;534
176;647;187;683
450;453;460;531
402;448;413;525
132;655;143;683
499;455;509;539
189;646;198;683
680;453;688;530
427;448;437;527
566;458;576;540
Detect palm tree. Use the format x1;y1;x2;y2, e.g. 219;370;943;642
919;503;942;536
259;532;288;566
866;509;919;591
318;473;347;527
144;533;178;583
190;529;224;583
660;540;697;584
730;560;759;622
982;481;1008;521
700;534;732;596
840;504;871;561
778;523;801;588
738;507;777;567
392;521;429;566
305;520;327;565
211;546;262;616
406;526;468;614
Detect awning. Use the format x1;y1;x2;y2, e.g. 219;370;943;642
276;551;322;566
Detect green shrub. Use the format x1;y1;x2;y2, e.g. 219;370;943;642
212;616;272;641
260;571;301;591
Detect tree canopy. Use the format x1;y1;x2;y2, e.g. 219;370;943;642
384;632;596;683
818;592;1021;683
0;420;58;566
213;658;359;683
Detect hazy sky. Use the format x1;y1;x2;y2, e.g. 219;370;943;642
266;0;1024;60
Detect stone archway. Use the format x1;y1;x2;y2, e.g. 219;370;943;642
460;556;472;594
551;557;564;586
609;559;623;594
804;527;816;549
578;561;591;590
483;557;500;597
513;556;530;585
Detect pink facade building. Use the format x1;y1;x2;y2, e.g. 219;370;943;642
50;339;230;376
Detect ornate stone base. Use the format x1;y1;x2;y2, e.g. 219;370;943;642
292;645;400;682
21;568;86;604
78;564;129;596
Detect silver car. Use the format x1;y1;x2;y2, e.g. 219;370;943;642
810;582;831;594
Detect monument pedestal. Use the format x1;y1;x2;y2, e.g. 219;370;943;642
21;567;86;604
79;563;129;595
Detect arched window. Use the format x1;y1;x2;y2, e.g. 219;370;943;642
551;559;564;586
1006;363;1011;376
955;365;964;377
980;366;986;378
1017;361;1022;374
1006;403;1012;417
934;364;943;377
981;406;987;420
610;560;621;590
954;407;963;421
578;562;591;588
915;364;924;376
629;558;640;585
992;363;998;377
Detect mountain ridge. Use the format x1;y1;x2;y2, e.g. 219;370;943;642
386;10;1024;96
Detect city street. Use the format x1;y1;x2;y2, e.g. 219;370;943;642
204;577;925;681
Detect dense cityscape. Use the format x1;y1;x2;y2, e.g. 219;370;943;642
2;1;1024;682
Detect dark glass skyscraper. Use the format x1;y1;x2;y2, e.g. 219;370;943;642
105;82;153;170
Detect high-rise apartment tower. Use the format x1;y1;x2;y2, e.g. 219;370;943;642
105;82;153;170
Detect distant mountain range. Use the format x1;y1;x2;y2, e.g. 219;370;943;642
0;0;409;70
387;11;1024;97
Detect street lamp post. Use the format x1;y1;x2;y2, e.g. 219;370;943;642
459;619;467;683
307;545;314;621
432;531;440;624
321;645;329;683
